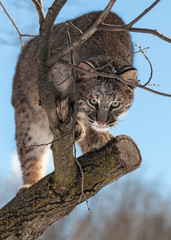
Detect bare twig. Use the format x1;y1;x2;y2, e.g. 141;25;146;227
98;24;171;43
147;83;160;86
66;21;83;35
75;157;91;211
31;0;44;27
0;2;37;48
133;47;149;54
60;60;171;98
21;34;37;37
65;21;74;65
46;0;117;67
127;0;161;28
0;1;23;47
24;131;71;148
127;27;171;43
135;44;153;86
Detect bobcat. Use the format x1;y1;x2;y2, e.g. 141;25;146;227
12;11;137;188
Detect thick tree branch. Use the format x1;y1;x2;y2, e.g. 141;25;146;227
0;135;142;240
37;0;117;191
36;0;77;189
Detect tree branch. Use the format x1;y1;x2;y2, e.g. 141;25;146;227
0;1;23;47
0;135;142;240
31;0;45;27
135;44;153;86
37;0;77;189
98;24;171;43
46;0;117;67
98;0;171;43
60;60;171;98
127;0;161;28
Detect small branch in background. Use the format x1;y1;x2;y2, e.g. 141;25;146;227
135;44;153;86
127;0;161;28
31;0;45;28
0;2;37;48
0;1;23;48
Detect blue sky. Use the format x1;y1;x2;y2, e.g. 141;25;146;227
0;0;171;201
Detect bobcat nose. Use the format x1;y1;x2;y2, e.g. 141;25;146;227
97;121;106;126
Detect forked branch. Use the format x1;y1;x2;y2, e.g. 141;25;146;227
0;1;23;47
98;0;170;42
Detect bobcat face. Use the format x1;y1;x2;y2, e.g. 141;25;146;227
76;62;137;132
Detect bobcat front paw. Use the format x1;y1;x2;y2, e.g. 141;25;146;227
74;119;85;142
91;132;113;151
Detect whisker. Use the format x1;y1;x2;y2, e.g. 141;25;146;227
110;126;119;135
114;124;125;134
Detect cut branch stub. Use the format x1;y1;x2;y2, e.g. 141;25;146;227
0;135;141;240
115;135;141;166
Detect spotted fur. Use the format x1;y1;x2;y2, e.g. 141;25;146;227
12;11;137;188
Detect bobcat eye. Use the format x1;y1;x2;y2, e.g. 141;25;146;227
89;99;98;107
110;101;120;109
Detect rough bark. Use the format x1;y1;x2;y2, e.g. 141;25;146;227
0;135;141;240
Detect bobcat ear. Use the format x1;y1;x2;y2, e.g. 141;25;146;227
77;61;95;80
79;61;94;70
120;69;137;83
120;69;137;89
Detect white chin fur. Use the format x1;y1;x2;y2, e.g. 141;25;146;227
91;124;109;132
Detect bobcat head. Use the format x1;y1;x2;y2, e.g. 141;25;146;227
76;61;137;132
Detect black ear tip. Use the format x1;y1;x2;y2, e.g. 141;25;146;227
119;66;137;75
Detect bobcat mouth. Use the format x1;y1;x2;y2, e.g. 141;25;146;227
91;121;109;132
